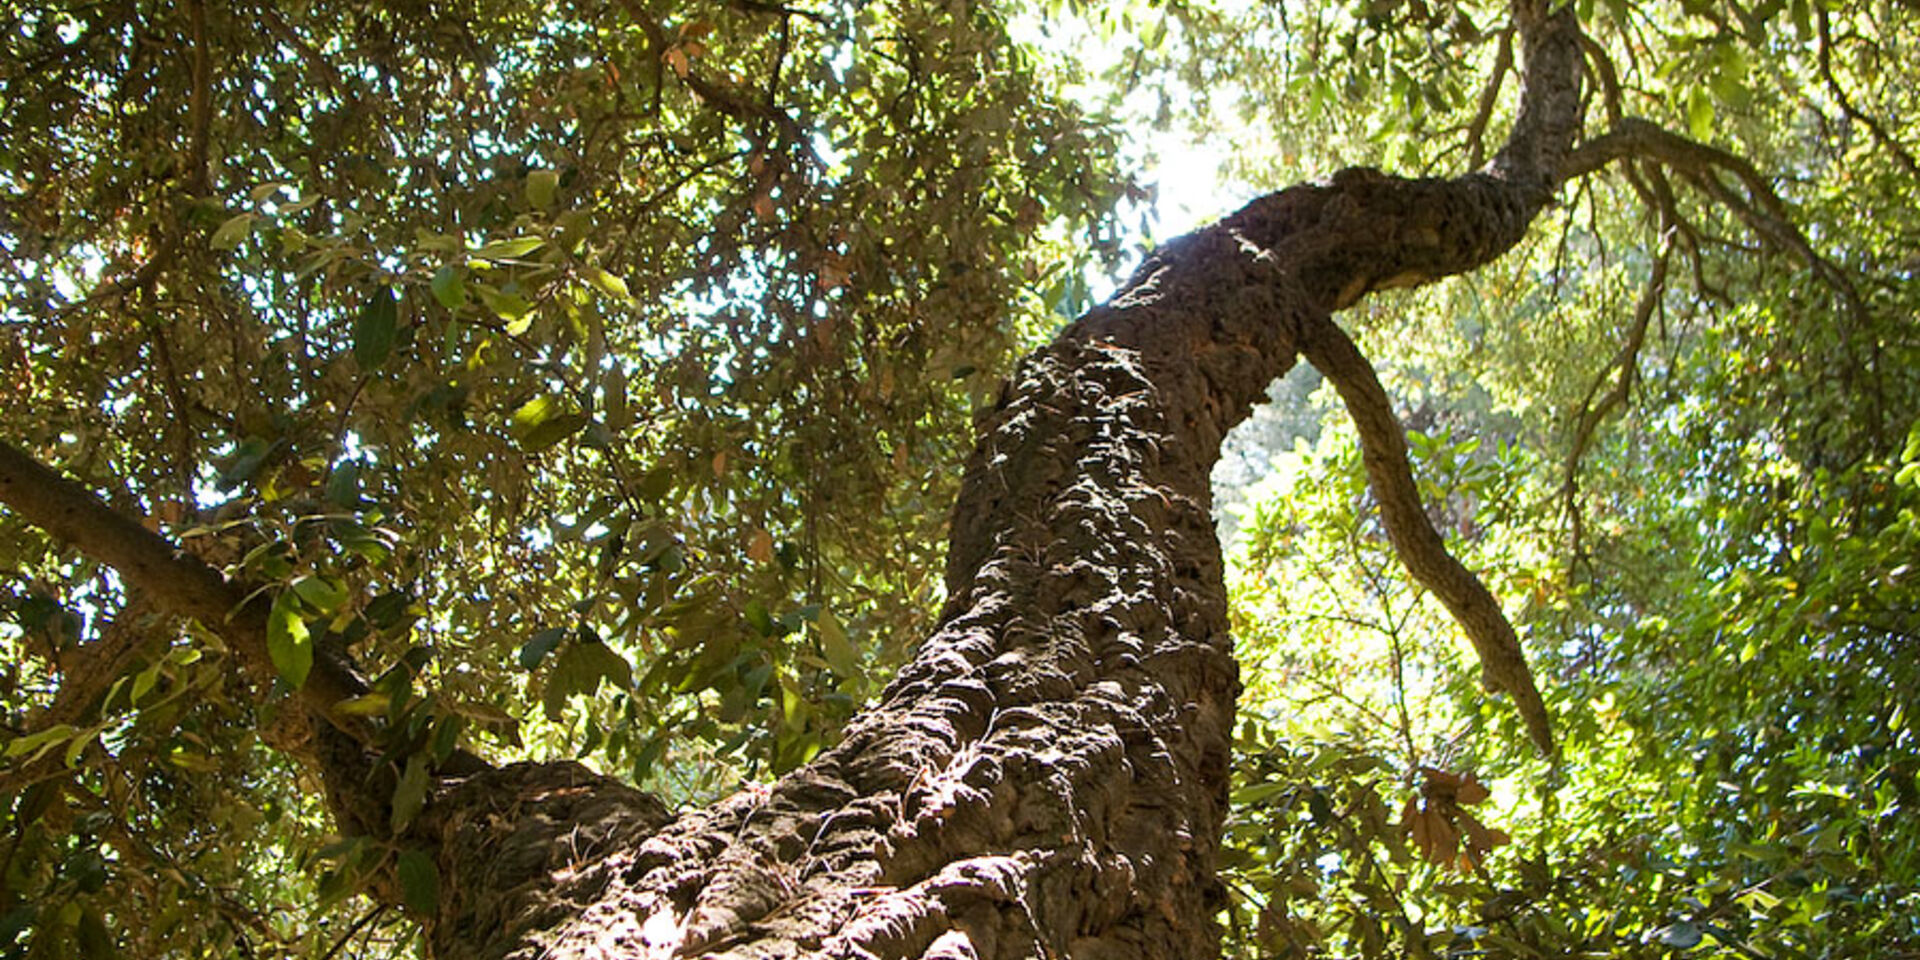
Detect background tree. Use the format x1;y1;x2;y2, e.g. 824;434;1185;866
2;0;1915;958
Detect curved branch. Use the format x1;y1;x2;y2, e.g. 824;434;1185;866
1562;236;1670;563
1579;32;1624;126
0;440;368;733
1817;6;1920;179
628;5;823;169
1464;27;1514;170
1561;117;1868;331
1296;317;1555;756
1566;114;1892;446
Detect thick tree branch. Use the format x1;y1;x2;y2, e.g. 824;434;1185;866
0;440;368;734
1297;316;1555;755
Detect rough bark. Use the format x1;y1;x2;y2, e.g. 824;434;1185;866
0;1;1597;956
396;4;1587;956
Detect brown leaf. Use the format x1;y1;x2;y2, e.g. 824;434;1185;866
818;255;851;291
1424;810;1459;867
747;528;774;564
1456;772;1491;806
1421;766;1464;798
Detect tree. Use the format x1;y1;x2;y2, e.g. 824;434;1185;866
2;0;1914;957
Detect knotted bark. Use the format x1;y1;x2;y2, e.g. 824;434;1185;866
0;1;1596;956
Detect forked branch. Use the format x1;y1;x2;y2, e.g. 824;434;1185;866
1561;118;1866;322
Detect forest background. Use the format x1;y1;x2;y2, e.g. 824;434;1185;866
1;0;1917;956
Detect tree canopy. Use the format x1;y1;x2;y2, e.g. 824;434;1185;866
2;0;1917;957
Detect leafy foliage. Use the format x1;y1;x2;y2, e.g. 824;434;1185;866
1188;1;1920;956
2;0;1126;953
2;0;1916;956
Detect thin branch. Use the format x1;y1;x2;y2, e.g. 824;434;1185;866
1465;27;1514;170
728;0;832;27
319;905;389;960
1579;32;1624;125
184;0;212;197
629;7;824;170
1561;235;1670;562
1816;6;1920;179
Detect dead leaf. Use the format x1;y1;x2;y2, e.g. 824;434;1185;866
1456;773;1491;806
747;528;774;564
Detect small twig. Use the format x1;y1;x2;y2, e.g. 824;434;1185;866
1561;234;1670;561
319;905;390;960
1465;27;1514;170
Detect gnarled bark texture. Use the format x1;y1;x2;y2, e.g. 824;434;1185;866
396;5;1583;957
0;1;1594;957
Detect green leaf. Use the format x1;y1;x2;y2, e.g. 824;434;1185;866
475;284;534;329
519;413;590;453
582;265;631;301
526;170;560;210
291;575;348;615
396;850;441;914
355;288;400;370
598;370;628;433
218;437;277;490
325;461;361;507
1687;87;1715;140
511;394;558;429
430;716;462;763
334;693;392;716
4;724;76;764
247;181;290;203
576;639;634;690
63;725;97;767
519;627;567;669
471;237;545;261
430;265;467;309
1659;921;1703;949
390;753;429;832
76;905;117;959
542;639;633;721
210;212;255;251
130;660;162;705
815;609;859;677
267;591;313;689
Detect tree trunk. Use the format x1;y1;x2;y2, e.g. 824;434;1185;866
403;7;1585;956
0;3;1586;957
